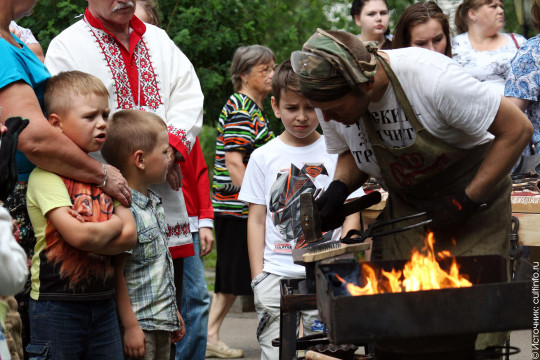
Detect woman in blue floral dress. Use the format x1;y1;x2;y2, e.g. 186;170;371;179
505;1;540;153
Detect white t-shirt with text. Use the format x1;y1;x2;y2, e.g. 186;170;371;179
319;47;500;185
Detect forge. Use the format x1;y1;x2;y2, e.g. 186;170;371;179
315;255;532;359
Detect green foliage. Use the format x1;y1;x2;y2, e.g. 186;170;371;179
19;0;85;50
203;246;217;291
199;125;217;185
18;0;527;132
159;0;332;127
504;0;532;37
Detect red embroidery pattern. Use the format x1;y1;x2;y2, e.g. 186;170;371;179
167;124;192;152
134;41;163;109
167;222;191;238
87;25;162;110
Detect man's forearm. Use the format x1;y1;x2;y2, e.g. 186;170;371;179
1;82;104;186
466;97;533;202
22;129;105;185
334;151;370;193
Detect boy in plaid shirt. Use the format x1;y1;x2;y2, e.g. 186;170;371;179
101;109;184;360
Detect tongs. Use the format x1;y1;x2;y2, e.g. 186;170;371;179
341;212;432;244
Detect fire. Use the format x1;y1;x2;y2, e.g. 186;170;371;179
336;233;472;295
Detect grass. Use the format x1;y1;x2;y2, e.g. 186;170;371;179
203;246;217;292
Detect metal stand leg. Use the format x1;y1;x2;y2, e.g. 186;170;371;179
279;302;298;360
279;278;318;360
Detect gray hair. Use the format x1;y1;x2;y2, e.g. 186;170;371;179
230;45;275;92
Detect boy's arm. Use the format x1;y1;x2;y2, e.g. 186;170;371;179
193;139;215;256
92;205;137;255
47;207;123;252
114;254;146;358
198;227;214;257
247;203;266;279
171;310;186;343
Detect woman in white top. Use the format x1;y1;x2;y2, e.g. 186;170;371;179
452;0;525;94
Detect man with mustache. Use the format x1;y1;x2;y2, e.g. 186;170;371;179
45;0;204;357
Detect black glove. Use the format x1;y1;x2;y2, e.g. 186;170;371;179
214;183;241;196
0;117;29;202
316;180;349;232
420;189;484;232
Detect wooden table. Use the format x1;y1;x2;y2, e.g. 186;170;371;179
511;194;540;246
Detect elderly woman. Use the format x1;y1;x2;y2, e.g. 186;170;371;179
392;1;452;57
0;0;129;353
452;0;526;94
291;28;530;350
505;0;540;155
351;0;393;49
208;45;275;359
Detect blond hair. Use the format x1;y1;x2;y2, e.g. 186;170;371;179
101;109;167;173
44;71;109;116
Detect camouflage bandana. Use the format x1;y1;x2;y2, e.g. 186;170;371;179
291;28;378;101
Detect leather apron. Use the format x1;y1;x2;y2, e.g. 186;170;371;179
364;55;511;261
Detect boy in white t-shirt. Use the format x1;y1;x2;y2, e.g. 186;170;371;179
238;60;362;360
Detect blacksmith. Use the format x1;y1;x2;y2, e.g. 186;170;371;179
292;29;530;264
291;27;531;350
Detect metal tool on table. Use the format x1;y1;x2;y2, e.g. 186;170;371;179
281;191;431;359
293;191;382;263
340;211;432;245
509;216;534;282
293;191;382;294
295;190;433;261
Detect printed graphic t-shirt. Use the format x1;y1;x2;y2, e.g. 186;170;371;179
239;136;364;278
27;168;116;301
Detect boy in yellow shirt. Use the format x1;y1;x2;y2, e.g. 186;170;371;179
26;71;136;359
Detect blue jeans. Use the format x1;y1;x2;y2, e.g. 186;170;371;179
175;232;210;360
26;298;123;360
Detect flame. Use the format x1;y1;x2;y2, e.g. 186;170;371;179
336;233;472;295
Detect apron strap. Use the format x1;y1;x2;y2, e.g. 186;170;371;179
375;54;423;130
